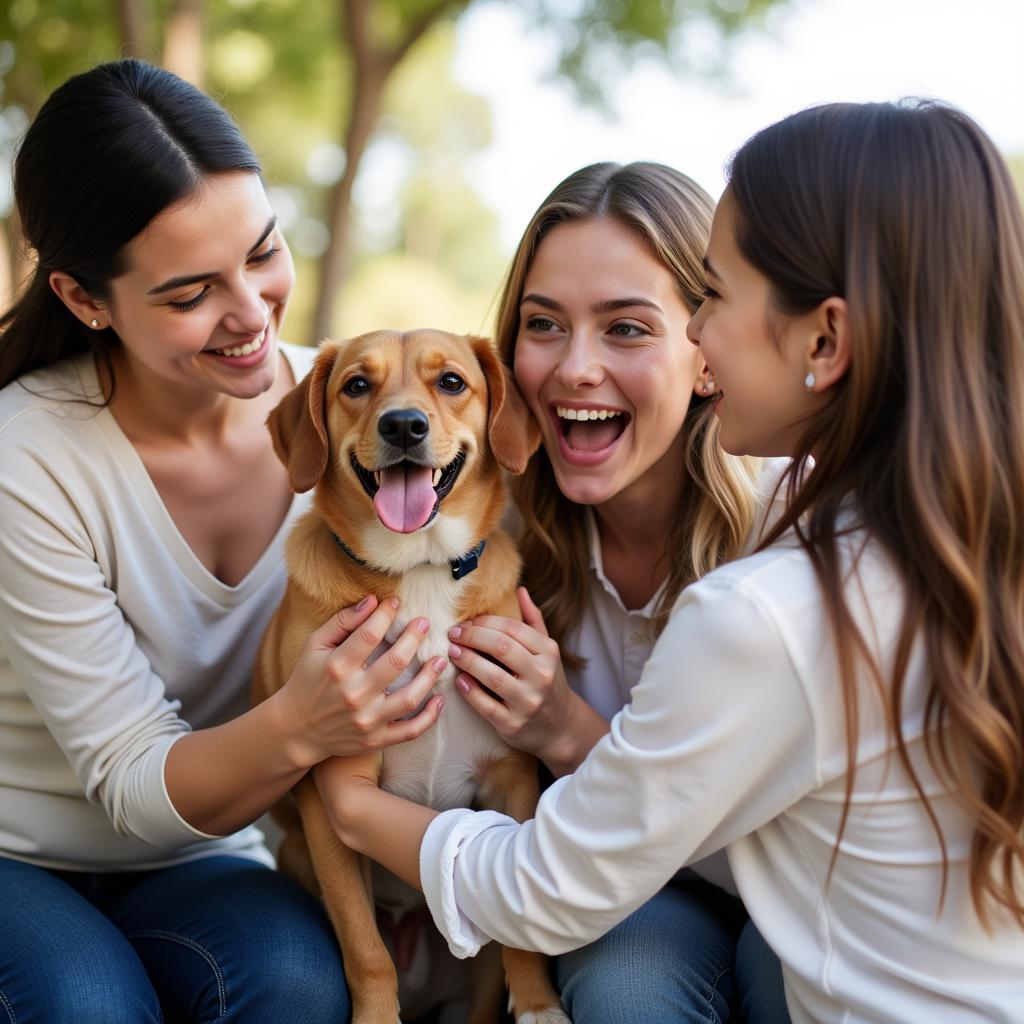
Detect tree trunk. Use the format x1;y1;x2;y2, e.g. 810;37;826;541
116;0;152;60
308;0;468;344
163;0;204;87
309;61;386;345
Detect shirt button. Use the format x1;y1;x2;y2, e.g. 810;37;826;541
630;631;644;644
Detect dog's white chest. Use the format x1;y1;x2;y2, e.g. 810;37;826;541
376;564;509;811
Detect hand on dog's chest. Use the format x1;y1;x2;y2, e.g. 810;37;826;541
377;596;511;811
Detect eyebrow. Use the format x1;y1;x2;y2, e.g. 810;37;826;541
520;292;663;315
702;256;721;280
146;216;277;296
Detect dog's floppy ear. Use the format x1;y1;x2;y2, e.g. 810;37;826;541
471;336;541;475
267;343;337;493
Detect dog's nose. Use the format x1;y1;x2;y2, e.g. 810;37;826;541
378;409;430;450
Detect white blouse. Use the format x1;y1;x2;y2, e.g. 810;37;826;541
420;531;1024;1023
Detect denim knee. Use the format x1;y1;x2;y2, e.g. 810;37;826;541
0;855;160;1024
734;919;791;1024
556;882;737;1024
0;935;160;1024
120;860;352;1024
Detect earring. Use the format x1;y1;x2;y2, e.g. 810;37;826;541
804;372;815;391
90;319;100;329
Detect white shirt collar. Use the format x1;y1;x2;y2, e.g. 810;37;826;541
584;506;665;619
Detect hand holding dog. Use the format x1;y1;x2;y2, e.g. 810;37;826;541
449;587;609;776
273;595;446;770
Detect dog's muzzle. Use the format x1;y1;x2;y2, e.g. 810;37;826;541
350;409;467;533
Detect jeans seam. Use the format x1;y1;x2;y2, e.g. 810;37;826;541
707;964;732;1024
0;985;15;1024
129;929;226;1017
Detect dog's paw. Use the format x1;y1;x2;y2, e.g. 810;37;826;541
515;1010;572;1024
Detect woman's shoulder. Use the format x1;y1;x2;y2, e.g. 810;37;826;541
0;354;103;438
278;340;319;381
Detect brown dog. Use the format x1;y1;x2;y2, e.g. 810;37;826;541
254;330;570;1024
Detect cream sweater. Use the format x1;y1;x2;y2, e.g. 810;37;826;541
0;344;315;871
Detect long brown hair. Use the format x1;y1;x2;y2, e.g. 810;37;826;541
730;100;1024;926
495;162;761;660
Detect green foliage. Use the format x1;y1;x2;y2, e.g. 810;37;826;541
518;0;783;105
0;0;788;338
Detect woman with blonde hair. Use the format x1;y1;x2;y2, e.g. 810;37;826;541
320;101;1024;1022
332;161;791;1021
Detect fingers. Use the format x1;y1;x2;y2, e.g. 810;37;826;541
366;616;431;692
517;586;550;637
330;596;402;666
449;620;541;669
379;657;449;744
310;595;378;651
385;694;444;744
454;672;513;729
379;653;447;722
447;641;518;697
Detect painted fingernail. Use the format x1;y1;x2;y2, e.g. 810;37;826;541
449;626;462;639
356;596;371;611
433;657;447;672
456;676;470;694
435;696;445;711
389;596;399;609
417;618;429;633
448;644;462;659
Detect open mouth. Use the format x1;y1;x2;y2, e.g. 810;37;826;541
553;405;630;453
350;451;466;534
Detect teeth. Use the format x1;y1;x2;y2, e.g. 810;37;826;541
373;471;381;487
431;468;443;487
211;332;265;357
555;406;622;422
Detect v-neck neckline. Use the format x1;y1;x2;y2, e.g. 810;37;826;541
86;348;303;605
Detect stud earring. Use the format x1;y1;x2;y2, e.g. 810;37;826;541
804;372;815;391
90;319;100;329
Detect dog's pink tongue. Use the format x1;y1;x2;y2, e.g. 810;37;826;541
374;463;436;533
566;418;625;452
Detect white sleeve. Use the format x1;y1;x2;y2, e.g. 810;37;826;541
420;573;820;957
0;432;216;848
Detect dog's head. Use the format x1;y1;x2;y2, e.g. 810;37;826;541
268;330;540;549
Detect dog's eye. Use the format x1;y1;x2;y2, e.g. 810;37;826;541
438;373;466;395
343;376;371;397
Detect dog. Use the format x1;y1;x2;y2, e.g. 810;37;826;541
254;329;570;1024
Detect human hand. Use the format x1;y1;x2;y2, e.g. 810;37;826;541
447;587;605;774
274;596;447;769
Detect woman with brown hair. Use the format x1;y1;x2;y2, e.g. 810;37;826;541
321;101;1024;1021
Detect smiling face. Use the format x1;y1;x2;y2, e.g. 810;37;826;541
512;217;704;508
102;170;294;401
686;192;820;458
332;331;486;535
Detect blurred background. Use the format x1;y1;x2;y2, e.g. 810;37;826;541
2;0;1023;347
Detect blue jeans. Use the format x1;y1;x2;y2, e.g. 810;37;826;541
0;853;350;1024
556;875;790;1024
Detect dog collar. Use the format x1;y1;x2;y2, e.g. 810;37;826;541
330;532;486;581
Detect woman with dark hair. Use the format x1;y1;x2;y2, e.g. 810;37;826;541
0;60;441;1022
319;100;1024;1021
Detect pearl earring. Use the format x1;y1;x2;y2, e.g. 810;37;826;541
804;372;815;391
90;319;100;329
